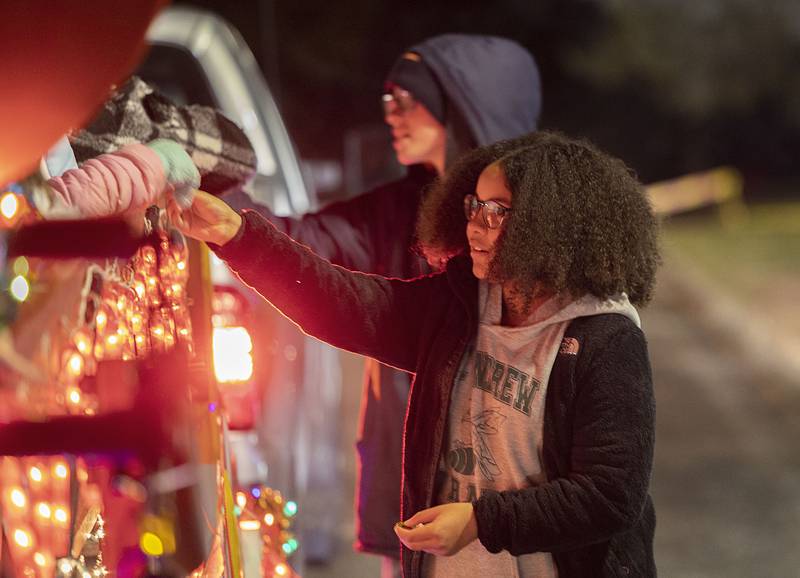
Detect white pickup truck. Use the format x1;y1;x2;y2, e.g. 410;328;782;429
140;6;343;574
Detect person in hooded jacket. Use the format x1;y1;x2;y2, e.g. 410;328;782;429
170;129;659;577
225;34;542;573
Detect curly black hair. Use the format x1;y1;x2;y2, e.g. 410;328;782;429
416;131;660;305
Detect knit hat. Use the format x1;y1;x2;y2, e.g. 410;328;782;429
384;53;445;124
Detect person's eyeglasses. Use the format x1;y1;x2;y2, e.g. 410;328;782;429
382;89;418;115
463;194;512;229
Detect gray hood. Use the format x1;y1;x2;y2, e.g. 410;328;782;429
409;34;542;148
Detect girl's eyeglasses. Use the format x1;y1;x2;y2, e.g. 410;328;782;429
381;89;418;115
463;194;512;229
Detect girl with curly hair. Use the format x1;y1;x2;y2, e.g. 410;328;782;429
172;130;660;578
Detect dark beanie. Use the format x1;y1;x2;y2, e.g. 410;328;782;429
384;54;446;124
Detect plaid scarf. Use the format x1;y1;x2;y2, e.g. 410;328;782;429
69;76;257;197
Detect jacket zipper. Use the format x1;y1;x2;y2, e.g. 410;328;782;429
412;325;474;577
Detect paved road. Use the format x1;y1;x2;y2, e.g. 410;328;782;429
306;259;800;577
647;264;800;578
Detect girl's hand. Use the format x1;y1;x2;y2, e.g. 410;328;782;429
394;502;478;556
168;189;242;247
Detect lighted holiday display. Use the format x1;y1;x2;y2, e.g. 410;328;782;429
1;209;193;573
54;508;109;577
2;205;302;577
0;457;101;578
235;485;301;578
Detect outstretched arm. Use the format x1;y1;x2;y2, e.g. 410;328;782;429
43;140;199;220
171;190;437;371
224;177;420;273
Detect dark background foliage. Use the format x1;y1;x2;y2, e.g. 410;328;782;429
181;0;800;195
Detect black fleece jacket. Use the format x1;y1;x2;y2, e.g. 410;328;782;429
222;33;542;559
215;210;657;578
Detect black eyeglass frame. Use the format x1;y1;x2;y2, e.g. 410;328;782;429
381;89;418;115
463;194;512;229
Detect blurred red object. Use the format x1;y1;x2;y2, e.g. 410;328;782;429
0;0;167;187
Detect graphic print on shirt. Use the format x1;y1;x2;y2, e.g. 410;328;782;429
474;351;541;416
444;346;550;503
447;407;506;483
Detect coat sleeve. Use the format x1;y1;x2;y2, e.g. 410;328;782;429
223;187;387;273
213;209;442;373
45;143;167;219
473;326;655;555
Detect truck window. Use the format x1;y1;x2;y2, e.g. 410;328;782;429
137;44;217;108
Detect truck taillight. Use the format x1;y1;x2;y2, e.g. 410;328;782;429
211;286;258;431
212;326;253;383
211;286;254;386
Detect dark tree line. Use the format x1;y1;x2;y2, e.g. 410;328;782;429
184;0;800;196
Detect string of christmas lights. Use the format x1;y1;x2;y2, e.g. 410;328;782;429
1;209;193;577
3;205;303;577
236;485;301;578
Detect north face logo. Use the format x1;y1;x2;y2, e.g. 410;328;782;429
559;337;580;355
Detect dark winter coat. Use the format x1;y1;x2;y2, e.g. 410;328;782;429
224;34;542;558
214;211;657;578
227;166;434;556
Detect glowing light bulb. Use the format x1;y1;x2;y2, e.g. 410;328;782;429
264;513;275;526
274;563;288;577
10;488;26;508
283;501;298;518
74;331;91;354
140;532;164;556
177;261;186;271
235;492;247;508
279;536;298;555
36;502;51;519
67;352;84;377
130;314;143;332
1;192;19;219
58;558;73;575
54;462;69;478
105;334;121;358
33;552;47;567
95;310;107;331
10;275;30;302
67;387;82;405
13;529;32;548
238;520;261;531
54;507;69;524
29;466;43;482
